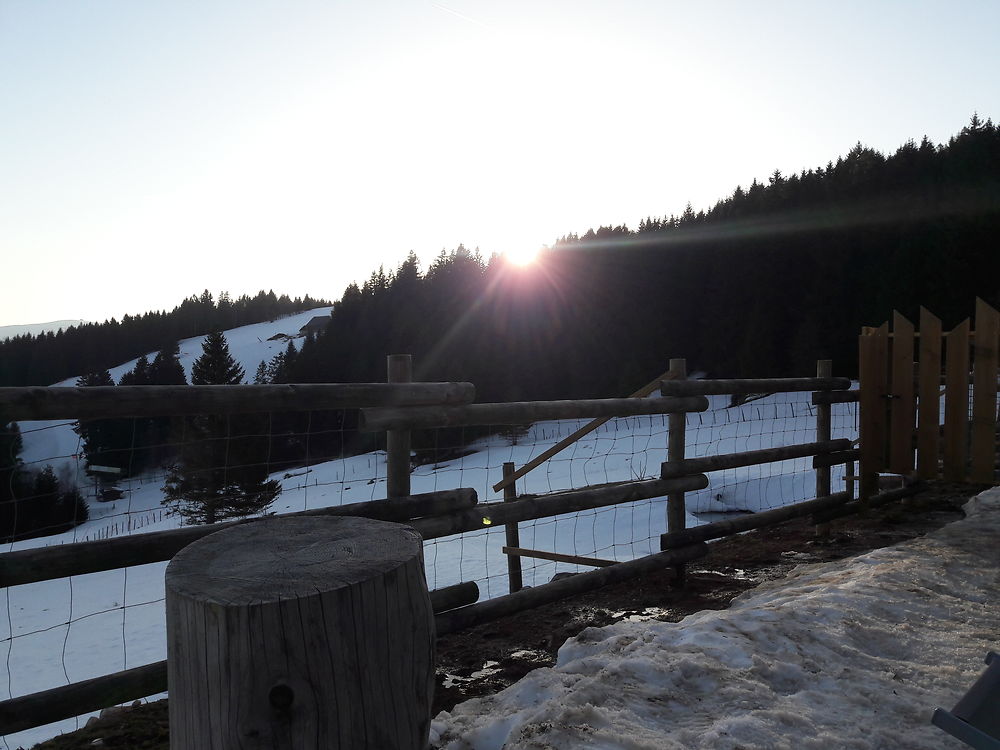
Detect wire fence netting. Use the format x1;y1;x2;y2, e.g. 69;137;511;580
2;390;859;747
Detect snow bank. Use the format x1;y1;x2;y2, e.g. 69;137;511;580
431;488;1000;750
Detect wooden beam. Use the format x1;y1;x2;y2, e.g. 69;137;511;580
359;395;709;432
810;482;926;525
660;440;851;479
659;492;851;549
502;546;617;568
916;307;943;479
659;377;851;396
943;319;972;481
492;365;683;493
0;382;476;421
411;475;710;541
0;489;478;588
812;448;861;468
970;299;999;483
812;390;861;405
435;543;709;635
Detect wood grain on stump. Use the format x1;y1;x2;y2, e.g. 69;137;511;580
165;516;434;750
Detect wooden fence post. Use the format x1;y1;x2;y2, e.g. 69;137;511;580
813;360;832;536
386;354;412;498
165;516;435;749
664;358;687;583
502;462;523;593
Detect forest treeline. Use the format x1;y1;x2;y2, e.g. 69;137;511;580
277;116;999;401
4;118;999;401
0;289;330;387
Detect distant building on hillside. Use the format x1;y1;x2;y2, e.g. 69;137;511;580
298;315;330;337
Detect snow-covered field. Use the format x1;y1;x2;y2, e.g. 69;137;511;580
431;488;1000;750
3;311;863;748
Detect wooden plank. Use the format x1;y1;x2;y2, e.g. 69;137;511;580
0;489;478;588
360;395;709;432
916;307;943;479
971;299;1000;483
0;382;476;421
492;365;682;493
889;312;916;474
943;319;972;481
501;547;617;568
859;323;889;499
658;377;851;396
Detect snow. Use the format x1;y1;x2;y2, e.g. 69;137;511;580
429;488;1000;750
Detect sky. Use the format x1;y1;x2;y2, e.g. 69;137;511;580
1;1;998;327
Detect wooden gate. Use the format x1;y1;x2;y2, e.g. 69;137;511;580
859;299;999;497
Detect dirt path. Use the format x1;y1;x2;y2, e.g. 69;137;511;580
25;481;982;750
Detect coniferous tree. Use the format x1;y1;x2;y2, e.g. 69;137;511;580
143;342;188;467
149;342;187;385
74;370;137;475
163;332;279;524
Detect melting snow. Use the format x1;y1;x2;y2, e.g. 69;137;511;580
430;488;1000;749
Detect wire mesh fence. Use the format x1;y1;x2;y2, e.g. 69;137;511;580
1;387;859;748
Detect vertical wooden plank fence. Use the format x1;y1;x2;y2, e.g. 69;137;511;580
861;299;999;487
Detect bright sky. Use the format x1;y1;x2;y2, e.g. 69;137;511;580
1;1;997;327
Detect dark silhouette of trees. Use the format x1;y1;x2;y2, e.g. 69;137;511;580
0;290;330;387
162;332;280;525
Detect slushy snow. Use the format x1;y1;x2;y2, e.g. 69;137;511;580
430;488;1000;750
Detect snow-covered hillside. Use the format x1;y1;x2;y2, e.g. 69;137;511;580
17;306;332;480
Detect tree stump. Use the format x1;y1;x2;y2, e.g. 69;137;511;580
165;515;434;749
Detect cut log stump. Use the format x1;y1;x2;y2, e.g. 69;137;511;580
165;515;434;750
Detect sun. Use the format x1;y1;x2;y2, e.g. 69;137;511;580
505;246;540;266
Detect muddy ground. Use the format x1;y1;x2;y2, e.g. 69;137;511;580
25;481;982;749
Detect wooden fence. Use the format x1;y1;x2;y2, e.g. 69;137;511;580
859;298;1000;496
0;358;946;743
